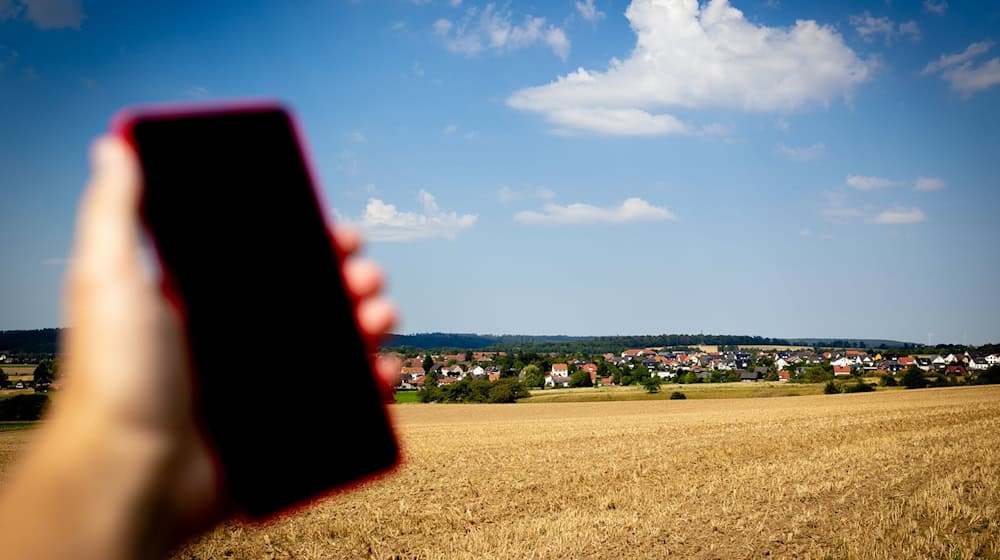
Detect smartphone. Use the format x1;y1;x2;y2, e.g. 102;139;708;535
112;101;399;519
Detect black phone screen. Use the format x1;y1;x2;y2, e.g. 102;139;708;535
130;106;397;518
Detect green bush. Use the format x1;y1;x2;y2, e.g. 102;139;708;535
0;393;49;421
879;375;897;387
900;365;928;389
823;381;841;394
669;391;686;400
843;381;875;393
642;375;662;393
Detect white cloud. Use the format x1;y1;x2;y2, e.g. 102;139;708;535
576;0;605;23
497;185;556;203
922;40;1000;97
922;40;994;75
774;118;790;132
508;0;873;136
922;0;947;14
0;0;17;21
348;129;366;143
514;197;675;225
349;190;477;242
799;228;813;237
775;142;825;161
443;123;458;134
846;175;895;190
849;12;919;45
870;207;926;225
412;0;431;5
914;176;946;191
940;58;1000;97
17;0;82;29
390;20;407;31
449;0;462;6
433;4;570;60
549;107;689;136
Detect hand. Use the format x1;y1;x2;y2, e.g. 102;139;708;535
0;137;400;560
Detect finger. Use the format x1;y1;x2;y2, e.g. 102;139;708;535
331;224;362;258
356;297;397;339
343;258;384;301
376;354;402;390
71;137;143;284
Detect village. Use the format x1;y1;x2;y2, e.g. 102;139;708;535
391;346;1000;390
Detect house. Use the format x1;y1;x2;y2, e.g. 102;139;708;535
401;366;425;376
544;374;570;388
833;365;852;376
438;376;458;386
987;355;1000;366
551;363;569;377
778;370;790;382
946;365;966;376
738;369;759;382
469;365;486;378
598;376;615;387
831;357;852;368
898;356;916;366
968;356;990;371
775;358;791;371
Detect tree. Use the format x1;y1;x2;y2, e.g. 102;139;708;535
569;369;592;388
0;367;7;389
879;374;898;387
824;381;841;394
682;371;700;384
642;374;662;393
464;350;473;362
522;364;545;388
975;365;1000;385
900;365;927;389
669;391;686;400
422;355;434;374
33;361;54;386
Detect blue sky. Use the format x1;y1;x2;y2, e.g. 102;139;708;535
1;0;998;344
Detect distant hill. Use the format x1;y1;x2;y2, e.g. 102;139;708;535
0;329;945;356
0;329;61;355
788;338;919;349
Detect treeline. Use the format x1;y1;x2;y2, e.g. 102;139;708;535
386;333;795;353
416;378;530;403
0;329;61;357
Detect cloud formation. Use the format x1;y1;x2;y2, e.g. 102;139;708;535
349;190;477;242
5;0;83;29
576;0;605;23
507;0;873;136
870;207;926;225
775;142;825;161
846;175;895;190
922;40;1000;97
914;176;946;191
922;0;947;15
433;4;570;60
849;12;920;45
514;197;675;225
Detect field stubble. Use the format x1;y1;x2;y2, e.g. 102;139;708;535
2;386;998;559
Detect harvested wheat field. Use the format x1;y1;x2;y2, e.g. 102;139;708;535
5;386;1000;559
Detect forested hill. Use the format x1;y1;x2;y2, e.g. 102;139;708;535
384;333;796;353
0;329;61;354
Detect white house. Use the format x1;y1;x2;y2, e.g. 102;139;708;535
987;355;1000;366
551;363;569;376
